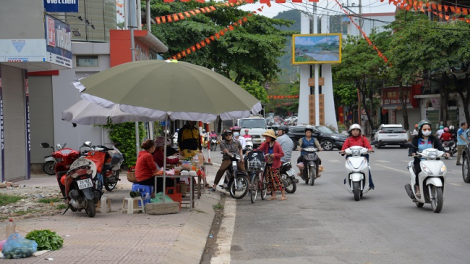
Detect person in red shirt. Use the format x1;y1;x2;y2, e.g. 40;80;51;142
242;129;251;139
340;124;374;190
439;127;454;142
135;139;166;193
153;137;179;169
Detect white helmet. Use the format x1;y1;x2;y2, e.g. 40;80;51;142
349;123;362;132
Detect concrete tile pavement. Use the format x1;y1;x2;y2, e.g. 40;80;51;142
1;165;221;263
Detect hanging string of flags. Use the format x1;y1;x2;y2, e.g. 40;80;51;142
155;1;244;24
268;95;299;99
386;0;470;23
167;4;271;60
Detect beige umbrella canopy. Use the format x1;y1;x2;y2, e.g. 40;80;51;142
73;60;262;122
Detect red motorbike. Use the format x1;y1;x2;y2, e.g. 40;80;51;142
40;142;80;175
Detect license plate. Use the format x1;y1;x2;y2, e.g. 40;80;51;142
77;178;93;190
286;168;295;176
444;147;449;151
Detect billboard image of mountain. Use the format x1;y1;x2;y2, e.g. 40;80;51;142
292;34;342;65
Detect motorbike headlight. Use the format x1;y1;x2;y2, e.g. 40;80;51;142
421;165;433;176
440;165;447;174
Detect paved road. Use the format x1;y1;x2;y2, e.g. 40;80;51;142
210;146;470;264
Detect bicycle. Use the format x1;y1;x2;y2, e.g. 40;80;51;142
250;166;269;203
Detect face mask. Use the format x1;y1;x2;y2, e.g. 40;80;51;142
234;132;240;137
422;130;431;136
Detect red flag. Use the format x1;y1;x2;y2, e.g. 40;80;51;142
229;0;237;2
156;17;161;24
178;13;185;20
260;0;270;3
463;8;468;15
182;51;187;56
210;36;215;41
229;25;234;31
162;16;167;23
189;10;196;16
184;12;190;17
191;46;196;52
215;33;220;39
245;0;254;2
196;43;201;49
210;6;216;11
195;9;201;14
172;14;179;21
200;8;206;13
167;15;172;23
220;30;225;36
177;53;182;59
206;38;211;43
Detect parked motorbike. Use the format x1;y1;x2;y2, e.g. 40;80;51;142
404;143;451;213
210;136;218;151
342;146;373;201
221;153;250;199
280;162;297;193
442;140;456;158
40;142;80;176
57;157;101;217
300;147;319;186
81;141;125;192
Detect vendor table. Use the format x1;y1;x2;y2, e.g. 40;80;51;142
154;174;198;208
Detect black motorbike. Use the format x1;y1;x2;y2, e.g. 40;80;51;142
301;148;319;186
222;154;250;199
280;162;297;193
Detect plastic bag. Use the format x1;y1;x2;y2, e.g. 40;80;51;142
2;233;38;259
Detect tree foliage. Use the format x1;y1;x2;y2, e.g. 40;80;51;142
149;0;296;84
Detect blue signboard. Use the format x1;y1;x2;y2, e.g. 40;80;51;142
43;0;79;13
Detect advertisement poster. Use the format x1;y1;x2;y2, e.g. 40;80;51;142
292;34;342;65
44;15;72;68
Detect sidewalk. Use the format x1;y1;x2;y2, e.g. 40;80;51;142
0;165;221;263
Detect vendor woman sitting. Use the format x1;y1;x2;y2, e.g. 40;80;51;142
153;136;180;170
135;139;173;193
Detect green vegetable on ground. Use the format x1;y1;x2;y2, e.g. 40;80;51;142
25;230;63;251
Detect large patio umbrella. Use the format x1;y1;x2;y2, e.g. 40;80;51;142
73;60;262;122
73;59;261;204
62;99;158;125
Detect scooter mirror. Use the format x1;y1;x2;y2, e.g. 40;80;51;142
83;141;92;147
404;142;415;149
40;142;50;148
56;144;63;150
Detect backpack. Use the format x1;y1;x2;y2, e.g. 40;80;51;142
245;150;265;171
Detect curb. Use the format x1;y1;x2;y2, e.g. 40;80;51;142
163;191;222;264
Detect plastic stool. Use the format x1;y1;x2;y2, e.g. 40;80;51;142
100;194;111;213
132;183;154;206
121;197;145;214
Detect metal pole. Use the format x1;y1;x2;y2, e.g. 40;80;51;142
146;0;151;31
128;0;139;158
313;3;320;125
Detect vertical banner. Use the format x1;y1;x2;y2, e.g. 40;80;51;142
24;70;31;180
0;68;4;182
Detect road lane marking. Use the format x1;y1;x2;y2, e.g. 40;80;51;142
376;160;390;163
211;199;236;264
329;160;340;163
449;182;463;187
375;164;408;174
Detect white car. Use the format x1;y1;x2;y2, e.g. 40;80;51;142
374;124;409;148
238;116;267;148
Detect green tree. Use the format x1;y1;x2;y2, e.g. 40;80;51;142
149;0;296;84
100;122;145;167
239;80;268;104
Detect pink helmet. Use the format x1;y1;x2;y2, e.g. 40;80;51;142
444;127;449;132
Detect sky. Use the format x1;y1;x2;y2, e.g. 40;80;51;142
237;0;397;18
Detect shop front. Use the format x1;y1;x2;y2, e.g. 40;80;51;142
381;85;421;130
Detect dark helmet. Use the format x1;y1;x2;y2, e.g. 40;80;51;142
305;125;314;133
278;125;289;134
417;119;432;131
223;129;233;137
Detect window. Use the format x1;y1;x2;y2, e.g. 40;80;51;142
76;56;99;67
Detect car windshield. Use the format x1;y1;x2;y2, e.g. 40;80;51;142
240;119;266;128
316;126;334;134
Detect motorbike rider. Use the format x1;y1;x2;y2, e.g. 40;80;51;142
297;125;323;177
449;125;457;140
436;125;445;138
340;124;374;190
439;127;454;142
232;126;246;154
456;122;469;166
242;129;252;139
276;126;293;163
409;120;449;197
211;129;245;192
412;124;419;136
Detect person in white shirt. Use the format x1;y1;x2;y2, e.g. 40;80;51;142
436;125;444;138
234;131;246;154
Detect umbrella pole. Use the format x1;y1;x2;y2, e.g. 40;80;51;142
162;115;168;203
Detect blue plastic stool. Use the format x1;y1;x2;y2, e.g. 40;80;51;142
132;183;154;206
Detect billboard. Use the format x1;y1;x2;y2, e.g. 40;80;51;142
45;15;72;68
292;33;342;65
43;0;79;13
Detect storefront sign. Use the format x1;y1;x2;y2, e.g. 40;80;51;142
45;15;72;68
382;85;420;108
0;39;46;63
43;0;79;13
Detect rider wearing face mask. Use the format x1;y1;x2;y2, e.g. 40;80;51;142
409;120;449;197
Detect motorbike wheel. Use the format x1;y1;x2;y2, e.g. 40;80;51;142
261;172;268;200
462;157;470;183
229;175;249;199
353;182;361;201
430;186;443;213
104;172;119;192
85;199;96;217
250;175;259;204
284;176;296;194
415;202;424;207
43;161;56;175
309;167;316;186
